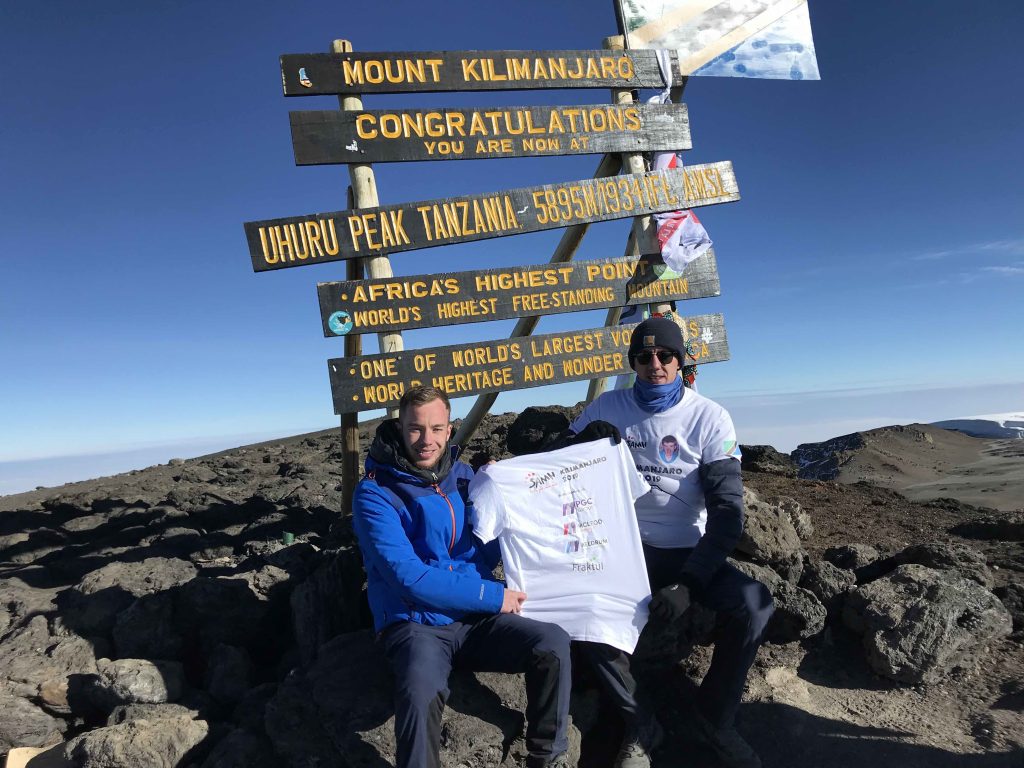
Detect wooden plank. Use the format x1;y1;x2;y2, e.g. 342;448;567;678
328;313;729;414
289;103;690;165
318;251;720;336
245;164;738;273
280;50;685;95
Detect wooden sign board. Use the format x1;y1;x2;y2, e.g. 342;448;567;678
318;251;720;336
328;313;728;413
245;164;738;272
280;50;686;95
290;103;690;165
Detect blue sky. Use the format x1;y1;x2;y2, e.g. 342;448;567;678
2;0;1022;494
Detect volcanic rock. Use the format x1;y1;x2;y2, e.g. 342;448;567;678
736;488;805;583
741;444;798;477
842;564;1012;684
0;687;65;752
200;729;277;768
265;630;582;767
799;559;855;615
61;557;197;636
0;615;100;701
62;714;208;768
824;544;879;571
730;560;826;642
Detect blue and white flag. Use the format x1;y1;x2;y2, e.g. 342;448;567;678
621;0;820;80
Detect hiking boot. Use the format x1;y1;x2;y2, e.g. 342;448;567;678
691;711;761;768
613;717;664;768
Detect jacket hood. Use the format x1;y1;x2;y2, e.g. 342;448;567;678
368;418;455;484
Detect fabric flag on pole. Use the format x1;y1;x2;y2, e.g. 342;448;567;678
651;151;712;273
620;0;820;80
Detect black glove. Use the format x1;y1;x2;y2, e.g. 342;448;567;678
649;582;691;622
565;420;621;446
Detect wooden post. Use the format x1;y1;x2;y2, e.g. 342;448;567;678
334;39;403;409
334;38;401;518
339;185;362;521
452;151;622;447
586;34;659;403
587;43;688;401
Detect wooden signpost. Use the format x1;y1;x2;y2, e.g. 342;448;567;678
247;29;746;491
328;313;728;414
245;163;738;272
317;251;720;336
289;103;690;164
280;50;687;95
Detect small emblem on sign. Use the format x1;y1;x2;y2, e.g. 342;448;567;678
345;140;359;151
327;310;353;335
701;327;714;344
298;68;312;88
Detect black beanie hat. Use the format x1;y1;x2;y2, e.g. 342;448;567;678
628;317;685;369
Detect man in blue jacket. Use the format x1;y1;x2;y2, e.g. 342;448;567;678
352;385;572;768
571;317;774;768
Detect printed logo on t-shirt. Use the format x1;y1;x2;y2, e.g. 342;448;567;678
723;439;741;457
526;469;558;492
561;497;594;516
624;426;647;451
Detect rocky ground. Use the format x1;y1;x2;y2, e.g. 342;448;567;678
1;407;1021;767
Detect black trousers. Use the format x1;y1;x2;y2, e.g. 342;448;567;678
585;546;775;730
644;545;774;728
380;614;572;768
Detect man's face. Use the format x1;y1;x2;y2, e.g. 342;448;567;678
399;398;452;470
634;346;680;385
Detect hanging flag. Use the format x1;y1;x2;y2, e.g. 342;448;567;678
650;151;713;273
620;0;820;80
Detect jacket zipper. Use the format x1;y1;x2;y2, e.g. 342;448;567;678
433;484;457;553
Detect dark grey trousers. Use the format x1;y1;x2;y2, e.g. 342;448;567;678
380;614;572;768
643;544;775;728
583;546;775;730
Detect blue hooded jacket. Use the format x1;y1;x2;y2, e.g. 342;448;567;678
351;419;505;633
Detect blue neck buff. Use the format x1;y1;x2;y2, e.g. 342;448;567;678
633;376;683;413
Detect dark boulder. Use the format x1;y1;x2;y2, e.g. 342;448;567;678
740;445;798;477
842;564;1012;684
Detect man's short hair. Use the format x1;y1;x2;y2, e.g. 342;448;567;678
398;385;451;419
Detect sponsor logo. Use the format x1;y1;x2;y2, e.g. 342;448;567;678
572;561;605;573
526;469;558;492
561;498;594;515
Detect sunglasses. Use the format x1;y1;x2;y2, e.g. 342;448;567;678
635;349;676;365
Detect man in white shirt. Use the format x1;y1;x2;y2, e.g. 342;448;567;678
570;317;774;768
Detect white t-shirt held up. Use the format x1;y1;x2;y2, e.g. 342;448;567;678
470;438;652;653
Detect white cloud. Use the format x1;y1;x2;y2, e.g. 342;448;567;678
910;237;1024;261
